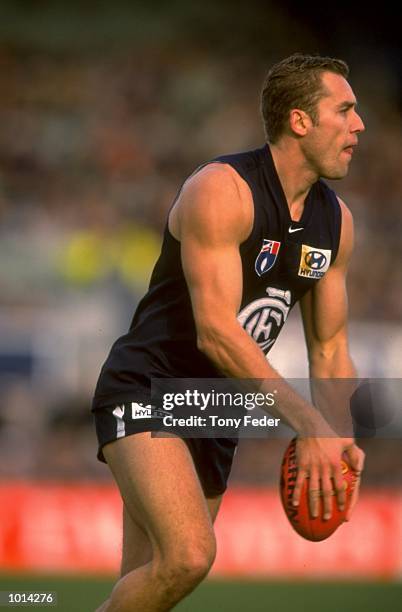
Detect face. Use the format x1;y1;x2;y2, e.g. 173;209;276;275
301;71;365;179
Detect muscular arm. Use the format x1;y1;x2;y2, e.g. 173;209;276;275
299;198;365;519
171;163;266;379
300;199;357;437
300;198;356;379
170;164;333;437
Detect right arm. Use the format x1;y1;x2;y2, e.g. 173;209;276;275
170;164;353;517
171;164;279;381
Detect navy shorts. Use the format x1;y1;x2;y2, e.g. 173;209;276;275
92;388;237;497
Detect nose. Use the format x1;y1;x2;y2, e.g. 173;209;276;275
352;110;365;133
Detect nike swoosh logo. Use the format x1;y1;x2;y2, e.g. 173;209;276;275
288;226;304;233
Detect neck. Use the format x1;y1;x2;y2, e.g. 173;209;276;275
269;139;318;219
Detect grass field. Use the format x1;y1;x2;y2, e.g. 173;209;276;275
0;575;401;611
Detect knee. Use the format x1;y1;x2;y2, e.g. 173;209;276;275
178;538;217;582
157;536;216;595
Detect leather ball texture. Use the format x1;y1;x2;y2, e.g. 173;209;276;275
280;437;357;542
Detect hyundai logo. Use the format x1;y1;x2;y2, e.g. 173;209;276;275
304;251;327;270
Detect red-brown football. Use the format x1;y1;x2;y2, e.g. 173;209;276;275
280;437;357;541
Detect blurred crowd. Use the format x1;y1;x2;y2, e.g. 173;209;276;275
0;44;400;316
0;3;401;483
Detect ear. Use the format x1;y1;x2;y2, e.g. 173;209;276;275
289;109;312;137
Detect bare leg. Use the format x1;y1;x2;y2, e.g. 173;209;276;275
95;502;152;612
95;433;222;611
120;490;221;577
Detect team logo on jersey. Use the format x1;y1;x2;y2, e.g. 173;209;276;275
255;239;281;276
237;287;291;354
298;244;331;279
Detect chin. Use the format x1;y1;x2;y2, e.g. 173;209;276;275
320;164;349;180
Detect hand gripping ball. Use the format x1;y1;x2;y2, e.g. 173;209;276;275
280;438;357;541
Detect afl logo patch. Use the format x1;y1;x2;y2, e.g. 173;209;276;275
255;239;281;276
298;245;331;278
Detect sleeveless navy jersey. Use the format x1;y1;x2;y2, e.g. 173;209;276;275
93;144;341;401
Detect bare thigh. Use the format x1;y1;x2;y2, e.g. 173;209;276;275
102;432;221;576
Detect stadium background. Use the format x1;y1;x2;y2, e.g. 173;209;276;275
0;1;401;610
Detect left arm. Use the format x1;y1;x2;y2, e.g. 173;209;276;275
300;198;355;379
299;197;365;520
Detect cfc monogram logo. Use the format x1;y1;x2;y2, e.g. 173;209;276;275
237;287;291;354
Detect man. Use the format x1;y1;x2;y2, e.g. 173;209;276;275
92;53;365;611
